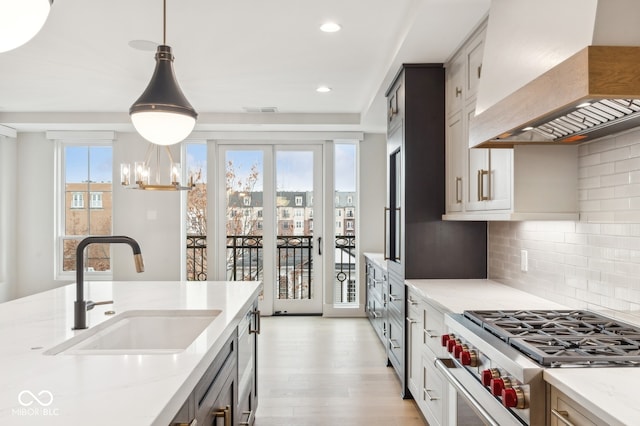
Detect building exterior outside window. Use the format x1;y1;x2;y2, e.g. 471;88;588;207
90;192;103;208
71;192;84;208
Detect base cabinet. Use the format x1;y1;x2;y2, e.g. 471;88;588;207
406;286;449;426
549;387;603;426
170;300;260;426
365;256;388;346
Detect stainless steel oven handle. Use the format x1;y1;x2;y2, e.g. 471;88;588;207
434;358;500;426
551;409;576;426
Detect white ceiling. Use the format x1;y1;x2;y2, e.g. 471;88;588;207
0;0;489;134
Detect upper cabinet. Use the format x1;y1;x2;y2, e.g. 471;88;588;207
444;19;579;221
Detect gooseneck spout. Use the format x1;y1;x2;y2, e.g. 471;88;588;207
74;236;144;330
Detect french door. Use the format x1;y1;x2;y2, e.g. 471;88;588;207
217;144;323;315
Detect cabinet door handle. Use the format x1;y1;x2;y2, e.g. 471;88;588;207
424;388;440;401
389;339;401;349
383;207;389;260
174;419;198;426
551;409;576;426
477;64;482;79
455;176;462;204
406;317;417;325
389;294;401;302
213;405;231;426
455;87;462;97
317;237;322;255
478;169;489;201
407;297;418;306
250;309;261;334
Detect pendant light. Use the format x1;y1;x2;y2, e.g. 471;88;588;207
0;0;53;53
129;0;197;145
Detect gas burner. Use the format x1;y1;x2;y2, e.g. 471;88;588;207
463;309;640;366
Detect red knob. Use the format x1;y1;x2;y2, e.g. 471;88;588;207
501;387;525;409
454;344;464;358
481;369;499;387
460;350;477;366
490;378;505;396
447;339;457;353
502;388;518;407
441;334;451;347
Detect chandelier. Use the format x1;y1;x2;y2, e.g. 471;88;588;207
120;144;193;191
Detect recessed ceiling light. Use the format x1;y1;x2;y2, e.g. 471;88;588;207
128;39;159;52
316;86;332;93
320;22;341;33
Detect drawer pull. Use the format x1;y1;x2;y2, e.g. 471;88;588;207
455;87;462;97
239;410;252;425
389;294;401;302
407;297;418;306
424;329;439;339
551;409;576;426
406;317;417;325
213;405;231;426
424;388;440;401
389;339;401;349
249;309;261;334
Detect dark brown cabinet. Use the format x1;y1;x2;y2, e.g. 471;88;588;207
384;64;487;398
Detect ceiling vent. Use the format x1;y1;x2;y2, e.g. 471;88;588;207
242;107;278;113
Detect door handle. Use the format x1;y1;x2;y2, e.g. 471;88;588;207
318;237;322;255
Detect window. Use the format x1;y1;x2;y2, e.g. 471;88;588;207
58;142;113;278
257;209;263;218
257;221;263;230
282;209;290;219
71;192;84;208
346;221;354;230
243;196;251;206
295;209;303;217
295;195;303;206
244;209;250;217
295;221;303;228
347;196;353;204
337;209;342;217
90;192;103;209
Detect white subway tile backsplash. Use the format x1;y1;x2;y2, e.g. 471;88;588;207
488;129;640;314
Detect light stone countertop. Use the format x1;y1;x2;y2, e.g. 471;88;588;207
0;280;262;426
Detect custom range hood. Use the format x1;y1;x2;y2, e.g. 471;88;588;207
470;0;640;148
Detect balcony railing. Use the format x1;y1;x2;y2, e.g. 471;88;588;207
186;234;357;303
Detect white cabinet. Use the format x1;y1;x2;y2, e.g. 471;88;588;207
549;387;603;426
444;18;579;221
406;286;449;426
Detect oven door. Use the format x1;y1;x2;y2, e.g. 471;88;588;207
435;358;523;426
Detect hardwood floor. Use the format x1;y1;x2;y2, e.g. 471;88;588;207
255;316;426;426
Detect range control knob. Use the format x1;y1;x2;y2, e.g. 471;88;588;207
481;369;500;387
447;339;460;353
490;377;512;396
460;349;478;367
441;334;454;347
453;343;467;359
502;387;527;409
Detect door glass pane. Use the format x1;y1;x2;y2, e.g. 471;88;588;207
334;143;357;304
186;143;207;280
276;151;313;300
225;151;264;281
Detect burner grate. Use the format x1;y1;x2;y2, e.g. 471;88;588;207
463;310;640;366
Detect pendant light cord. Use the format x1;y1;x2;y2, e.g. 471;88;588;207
163;0;167;45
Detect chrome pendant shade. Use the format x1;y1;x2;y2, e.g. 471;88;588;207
129;0;197;145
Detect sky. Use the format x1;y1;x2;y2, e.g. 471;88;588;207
65;146;112;183
220;144;356;192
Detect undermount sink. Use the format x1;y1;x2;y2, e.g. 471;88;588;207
44;309;222;355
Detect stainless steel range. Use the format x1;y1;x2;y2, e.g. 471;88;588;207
435;310;640;426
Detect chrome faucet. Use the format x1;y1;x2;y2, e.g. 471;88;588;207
74;236;144;330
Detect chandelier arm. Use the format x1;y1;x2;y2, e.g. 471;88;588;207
143;143;155;165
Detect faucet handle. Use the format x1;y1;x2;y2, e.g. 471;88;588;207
86;300;114;311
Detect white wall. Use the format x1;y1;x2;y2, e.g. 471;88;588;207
15;133;58;297
489;128;640;315
0;136;18;301
357;133;387;306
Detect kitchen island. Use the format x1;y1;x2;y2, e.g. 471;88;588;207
0;280;262;425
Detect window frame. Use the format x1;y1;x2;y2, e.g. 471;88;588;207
55;138;114;281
